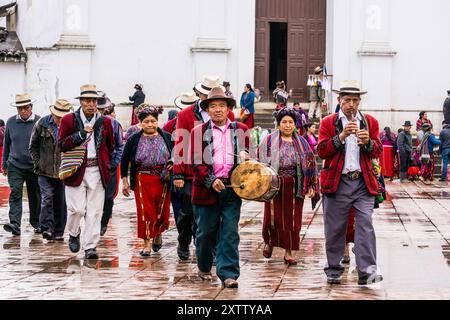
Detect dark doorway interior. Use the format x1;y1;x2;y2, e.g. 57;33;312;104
269;22;288;91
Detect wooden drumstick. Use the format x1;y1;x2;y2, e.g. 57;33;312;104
225;184;245;189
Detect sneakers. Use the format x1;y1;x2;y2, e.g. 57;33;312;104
85;248;99;260
68;235;80;253
223;278;239;288
3;223;21;236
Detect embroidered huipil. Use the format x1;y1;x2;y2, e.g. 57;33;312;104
279;140;297;177
136;134;170;175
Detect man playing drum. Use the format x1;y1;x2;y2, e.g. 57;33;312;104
189;87;249;289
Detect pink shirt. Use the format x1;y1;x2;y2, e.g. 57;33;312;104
212;120;234;178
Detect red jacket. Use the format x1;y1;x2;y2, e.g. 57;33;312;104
190;121;249;205
317;112;382;196
58;109;115;188
173;102;235;181
163;118;177;134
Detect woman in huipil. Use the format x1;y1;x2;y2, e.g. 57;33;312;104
418;123;440;184
379;126;397;179
258;107;320;264
121;105;173;256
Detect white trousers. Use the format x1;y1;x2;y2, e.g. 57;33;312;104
65;167;105;251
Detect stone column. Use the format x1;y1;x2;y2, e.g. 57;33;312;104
191;0;230;82
358;0;397;123
56;0;95;101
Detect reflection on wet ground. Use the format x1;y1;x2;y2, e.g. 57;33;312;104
0;179;449;300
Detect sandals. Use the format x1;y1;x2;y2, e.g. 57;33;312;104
262;244;273;259
139;250;151;257
152;235;162;253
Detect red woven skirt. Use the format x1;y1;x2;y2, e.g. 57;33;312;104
380;145;395;178
263;176;304;251
134;173;171;240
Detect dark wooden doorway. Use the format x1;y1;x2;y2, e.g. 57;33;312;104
254;0;326;102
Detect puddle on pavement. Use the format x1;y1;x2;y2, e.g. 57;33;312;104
36;256;120;273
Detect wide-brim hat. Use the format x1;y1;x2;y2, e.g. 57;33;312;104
49;99;74;117
421;123;432;130
403;121;412;127
314;66;324;74
174;91;199;109
10;93;36;107
194;76;222;95
96;91;113;109
75;84;101;99
332;80;368;95
200;87;236;109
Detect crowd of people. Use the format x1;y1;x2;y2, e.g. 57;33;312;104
2;72;448;290
379;111;449;184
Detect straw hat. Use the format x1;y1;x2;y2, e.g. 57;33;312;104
194;76;222;95
49;99;73;118
332;80;368;95
75;84;101;99
174;91;199;109
10;93;36;107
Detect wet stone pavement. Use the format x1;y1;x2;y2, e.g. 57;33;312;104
0;177;449;300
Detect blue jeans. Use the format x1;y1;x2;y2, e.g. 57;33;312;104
442;148;450;180
193;189;242;282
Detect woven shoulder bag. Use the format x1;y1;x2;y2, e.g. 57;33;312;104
58;135;91;180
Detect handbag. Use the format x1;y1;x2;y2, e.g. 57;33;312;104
240;108;249;121
58;134;91;180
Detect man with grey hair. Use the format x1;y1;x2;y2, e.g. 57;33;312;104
318;80;383;285
3;93;41;236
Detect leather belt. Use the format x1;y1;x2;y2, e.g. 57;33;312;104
86;158;98;167
345;171;362;181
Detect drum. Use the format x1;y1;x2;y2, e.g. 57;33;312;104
230;161;280;202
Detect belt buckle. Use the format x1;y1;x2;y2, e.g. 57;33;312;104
348;171;360;180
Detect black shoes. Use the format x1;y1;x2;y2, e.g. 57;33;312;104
34;226;42;234
327;274;342;284
42;231;53;241
358;274;383;285
3;223;20;236
85;248;99;260
177;246;190;261
69;235;80;253
100;226;107;236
